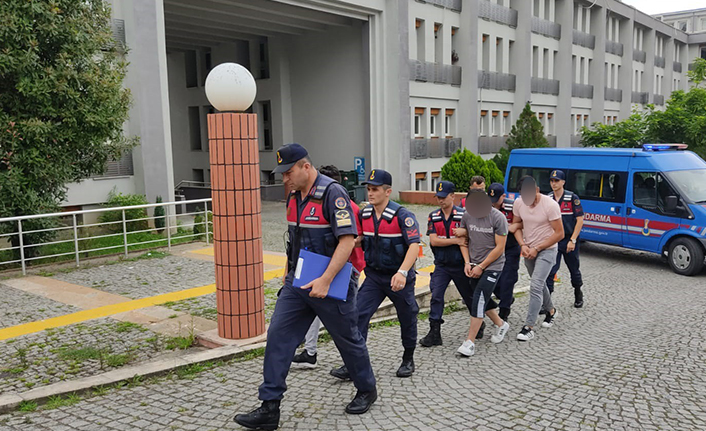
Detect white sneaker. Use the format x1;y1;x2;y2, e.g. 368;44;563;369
490;321;510;344
541;309;558;328
456;339;475;357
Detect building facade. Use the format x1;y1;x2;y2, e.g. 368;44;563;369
62;0;706;208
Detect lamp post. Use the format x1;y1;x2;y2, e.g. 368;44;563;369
205;63;265;340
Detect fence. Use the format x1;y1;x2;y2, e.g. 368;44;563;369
0;198;213;275
572;29;595;49
478;0;518;27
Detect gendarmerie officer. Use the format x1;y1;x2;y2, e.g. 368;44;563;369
330;169;421;379
419;181;467;347
546;170;585;308
234;144;377;430
488;183;522;321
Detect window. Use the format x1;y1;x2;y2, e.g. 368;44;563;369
430;115;437;137
445;109;455;137
503;111;511;135
193;169;205;184
480;111;488;136
675;21;687;32
416;19;425;61
259;101;273;151
496;37;504;73
434;23;443;64
415;172;428;191
188;106;201;151
414;115;421;137
431;172;441;191
569;171;625;203
185;50;197;88
482;34;490;71
491;111;500;136
701;18;706;31
701;46;706;60
259;39;270;79
507;167;561;194
633;172;679;215
200;49;212;87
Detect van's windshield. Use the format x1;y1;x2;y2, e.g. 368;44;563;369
664;169;706;204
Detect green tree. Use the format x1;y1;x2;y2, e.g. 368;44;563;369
492;103;549;174
580;108;653;149
687;57;706;88
0;0;136;256
441;148;503;190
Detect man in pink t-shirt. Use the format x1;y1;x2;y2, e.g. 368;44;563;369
511;176;564;341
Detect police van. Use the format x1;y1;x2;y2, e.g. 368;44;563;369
504;144;706;276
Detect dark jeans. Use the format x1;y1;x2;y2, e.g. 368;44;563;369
495;244;521;309
546;238;583;293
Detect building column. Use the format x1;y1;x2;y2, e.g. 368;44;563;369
458;1;479;153
643;28;656;103
125;0;175;204
619;17;634;120
664;36;675;99
590;5;607;125
512;0;532;123
554;0;573;148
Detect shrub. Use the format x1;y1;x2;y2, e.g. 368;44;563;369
441;148;504;190
99;189;149;233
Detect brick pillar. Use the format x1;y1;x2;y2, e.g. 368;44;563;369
208;113;265;340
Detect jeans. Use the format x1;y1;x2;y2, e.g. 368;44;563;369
523;248;557;328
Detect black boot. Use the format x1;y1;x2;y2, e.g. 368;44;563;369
574;287;584;308
330;365;351;381
475;321;486;339
345;388;378;414
419;319;443;347
396;347;415;377
234;400;280;430
498;307;511;321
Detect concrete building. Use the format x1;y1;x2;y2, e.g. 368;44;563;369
62;0;706;208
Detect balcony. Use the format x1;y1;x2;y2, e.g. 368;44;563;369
572;83;594;99
674;62;682;73
604;87;622;102
478;0;518;27
605;40;623;56
546;136;558;147
571;135;583;147
478;70;516;91
631;91;648;104
653;94;665;105
633;50;646;63
531;77;560;95
654;56;666;68
478;136;508;154
415;0;462;12
410;138;462;159
531;17;561;39
409;60;462;86
572;29;595;49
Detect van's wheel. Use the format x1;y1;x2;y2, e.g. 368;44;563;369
668;238;705;276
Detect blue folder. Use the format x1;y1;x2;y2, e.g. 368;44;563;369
293;249;353;301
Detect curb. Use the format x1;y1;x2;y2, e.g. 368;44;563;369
0;285;531;414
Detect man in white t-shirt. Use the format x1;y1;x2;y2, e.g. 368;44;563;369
511;176;564;341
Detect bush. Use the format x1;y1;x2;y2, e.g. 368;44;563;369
99;189;149;233
154;196;165;234
441;148;504;190
193;208;213;241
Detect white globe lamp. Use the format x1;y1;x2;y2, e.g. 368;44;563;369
204;63;257;112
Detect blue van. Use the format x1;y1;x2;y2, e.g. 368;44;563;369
504;144;706;276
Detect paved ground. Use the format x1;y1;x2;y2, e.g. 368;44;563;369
2;239;705;430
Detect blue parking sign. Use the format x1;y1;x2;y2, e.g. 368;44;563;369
354;157;365;182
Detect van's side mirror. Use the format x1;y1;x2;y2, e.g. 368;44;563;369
665;196;678;212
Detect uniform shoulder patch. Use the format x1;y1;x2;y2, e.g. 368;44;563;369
335;210;352;227
574;198;581;206
405;217;415;227
335;197;347;209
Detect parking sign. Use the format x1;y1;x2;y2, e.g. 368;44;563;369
354;157;365;182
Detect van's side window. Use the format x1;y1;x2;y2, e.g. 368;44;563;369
507;167;558;194
570;171;625;203
633;172;678;215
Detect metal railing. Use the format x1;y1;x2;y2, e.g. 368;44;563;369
604;87;623;102
572;83;594;99
409;60;462;86
674;62;683;73
572;29;595;49
605;40;624;56
631;91;649;104
478;0;518;27
531;16;561;39
410;138;462;159
415;0;462;12
653;94;665;105
478;136;508;154
654;56;666;68
478;70;516;91
531;77;560;95
633;50;646;63
0;198;213;275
